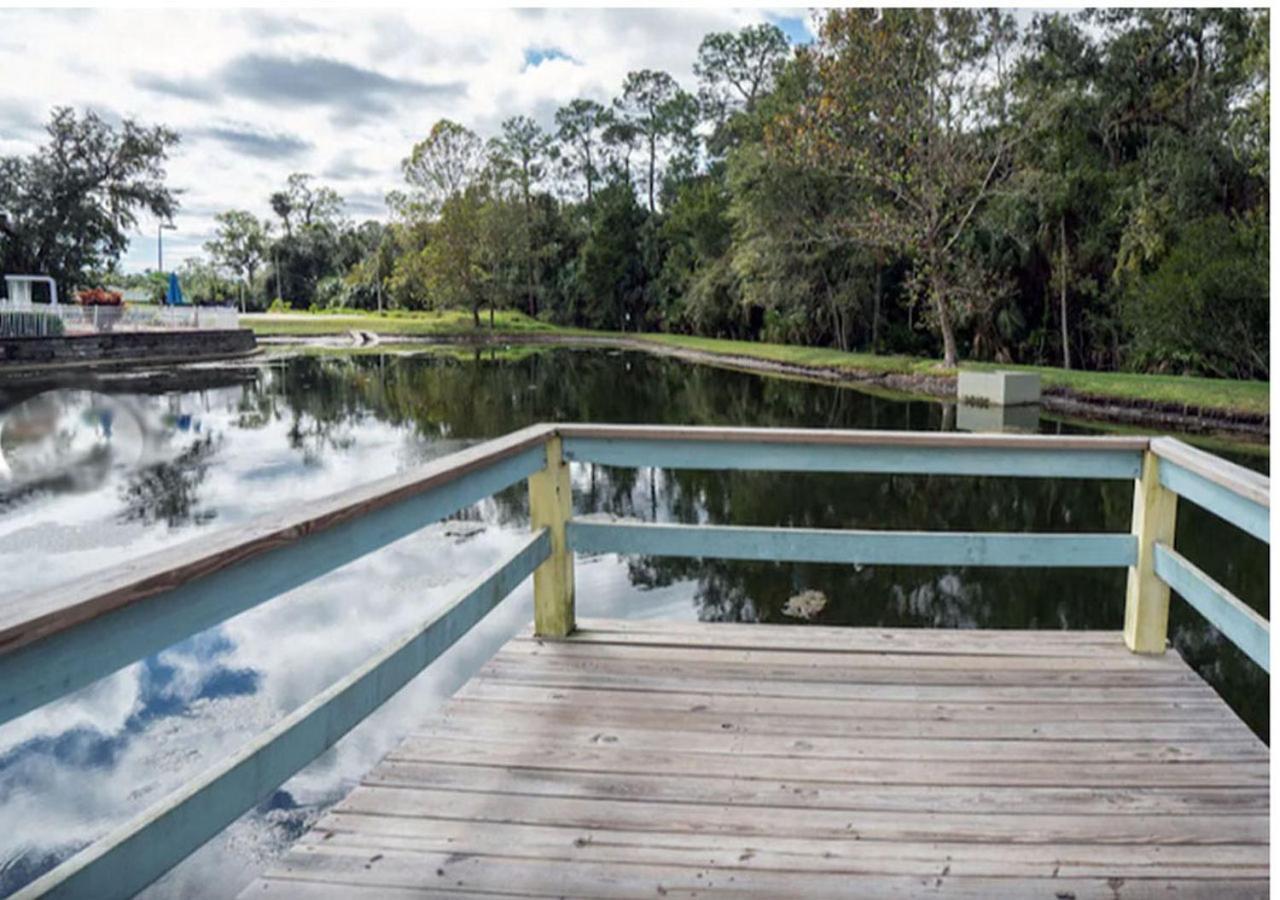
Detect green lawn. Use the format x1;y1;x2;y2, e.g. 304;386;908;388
638;334;1270;417
245;309;563;336
244;311;1269;418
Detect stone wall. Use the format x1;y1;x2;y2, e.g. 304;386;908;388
0;329;258;369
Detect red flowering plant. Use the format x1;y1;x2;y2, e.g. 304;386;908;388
76;288;125;306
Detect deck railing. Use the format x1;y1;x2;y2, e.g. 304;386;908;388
2;423;1268;899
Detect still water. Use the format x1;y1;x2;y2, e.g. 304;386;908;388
0;348;1269;897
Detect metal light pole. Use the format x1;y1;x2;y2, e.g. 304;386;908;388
158;221;177;273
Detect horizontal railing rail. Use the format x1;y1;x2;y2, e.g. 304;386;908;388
568;520;1138;568
558;423;1149;479
3;423;1268;898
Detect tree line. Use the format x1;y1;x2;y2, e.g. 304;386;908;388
0;9;1268;378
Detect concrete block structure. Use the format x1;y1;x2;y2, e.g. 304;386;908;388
958;370;1042;406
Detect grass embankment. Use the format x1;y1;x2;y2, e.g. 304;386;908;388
244;311;1269;418
248;309;565;336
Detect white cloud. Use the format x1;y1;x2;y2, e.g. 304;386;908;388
0;8;810;273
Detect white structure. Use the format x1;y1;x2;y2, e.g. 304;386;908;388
3;274;59;307
957;370;1041;407
2;274;237;333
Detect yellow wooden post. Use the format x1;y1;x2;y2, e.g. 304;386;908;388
529;435;574;637
1124;450;1178;654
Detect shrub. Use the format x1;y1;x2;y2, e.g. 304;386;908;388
0;310;66;337
76;287;125;306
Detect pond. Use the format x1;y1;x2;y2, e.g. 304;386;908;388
0;347;1269;898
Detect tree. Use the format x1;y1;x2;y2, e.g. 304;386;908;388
269;173;343;239
555;99;608;202
0;107;178;291
205;210;271;310
1121;214;1268;379
1008;13;1109;370
178;256;237;306
786;9;1020;366
614;70;696;212
578;182;650;329
600;113;641;186
420;184;489;326
489;116;552;315
695;23;790;153
400;120;485;216
267;174;347;308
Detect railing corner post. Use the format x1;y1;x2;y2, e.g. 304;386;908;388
529;435;575;638
1124;449;1178;654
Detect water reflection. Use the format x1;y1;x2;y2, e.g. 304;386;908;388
0;348;1269;898
956;400;1041;433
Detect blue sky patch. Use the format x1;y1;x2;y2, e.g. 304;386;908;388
768;14;812;46
523;46;578;68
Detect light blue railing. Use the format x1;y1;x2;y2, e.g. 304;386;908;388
2;423;1268;899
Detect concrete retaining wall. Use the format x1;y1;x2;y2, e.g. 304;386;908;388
0;329;258;370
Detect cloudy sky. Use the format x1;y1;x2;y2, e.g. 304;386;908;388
0;8;813;273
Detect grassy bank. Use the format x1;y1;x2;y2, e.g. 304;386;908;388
247;309;564;336
244;311;1269;418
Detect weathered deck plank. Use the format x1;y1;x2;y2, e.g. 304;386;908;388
243;620;1268;898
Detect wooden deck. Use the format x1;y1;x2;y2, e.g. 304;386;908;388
244;619;1268;899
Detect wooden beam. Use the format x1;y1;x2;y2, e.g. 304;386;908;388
568;520;1136;568
529;436;575;637
1150;437;1269;509
1125;451;1179;655
561;436;1141;479
1154;543;1269;672
13;530;550;900
556;423;1151;452
1158;457;1269;543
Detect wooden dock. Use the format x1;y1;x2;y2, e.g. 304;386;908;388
9;425;1268;899
243;619;1269;899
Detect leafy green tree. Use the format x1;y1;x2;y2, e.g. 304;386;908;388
1121;214;1267;379
578;182;649;329
0;107;178;291
420;184;489;325
695;23;790;153
555;99;608;202
787;9;1020;366
204;210;271;310
658;175;738;335
600;113;641;186
267;174;348;308
399;119;485;216
269;173;343;239
178;256;237;306
614;70;696;212
489;116;552;315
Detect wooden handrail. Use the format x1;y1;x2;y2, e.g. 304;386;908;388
0;423;555;658
557;423;1151;451
1150;436;1270;508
